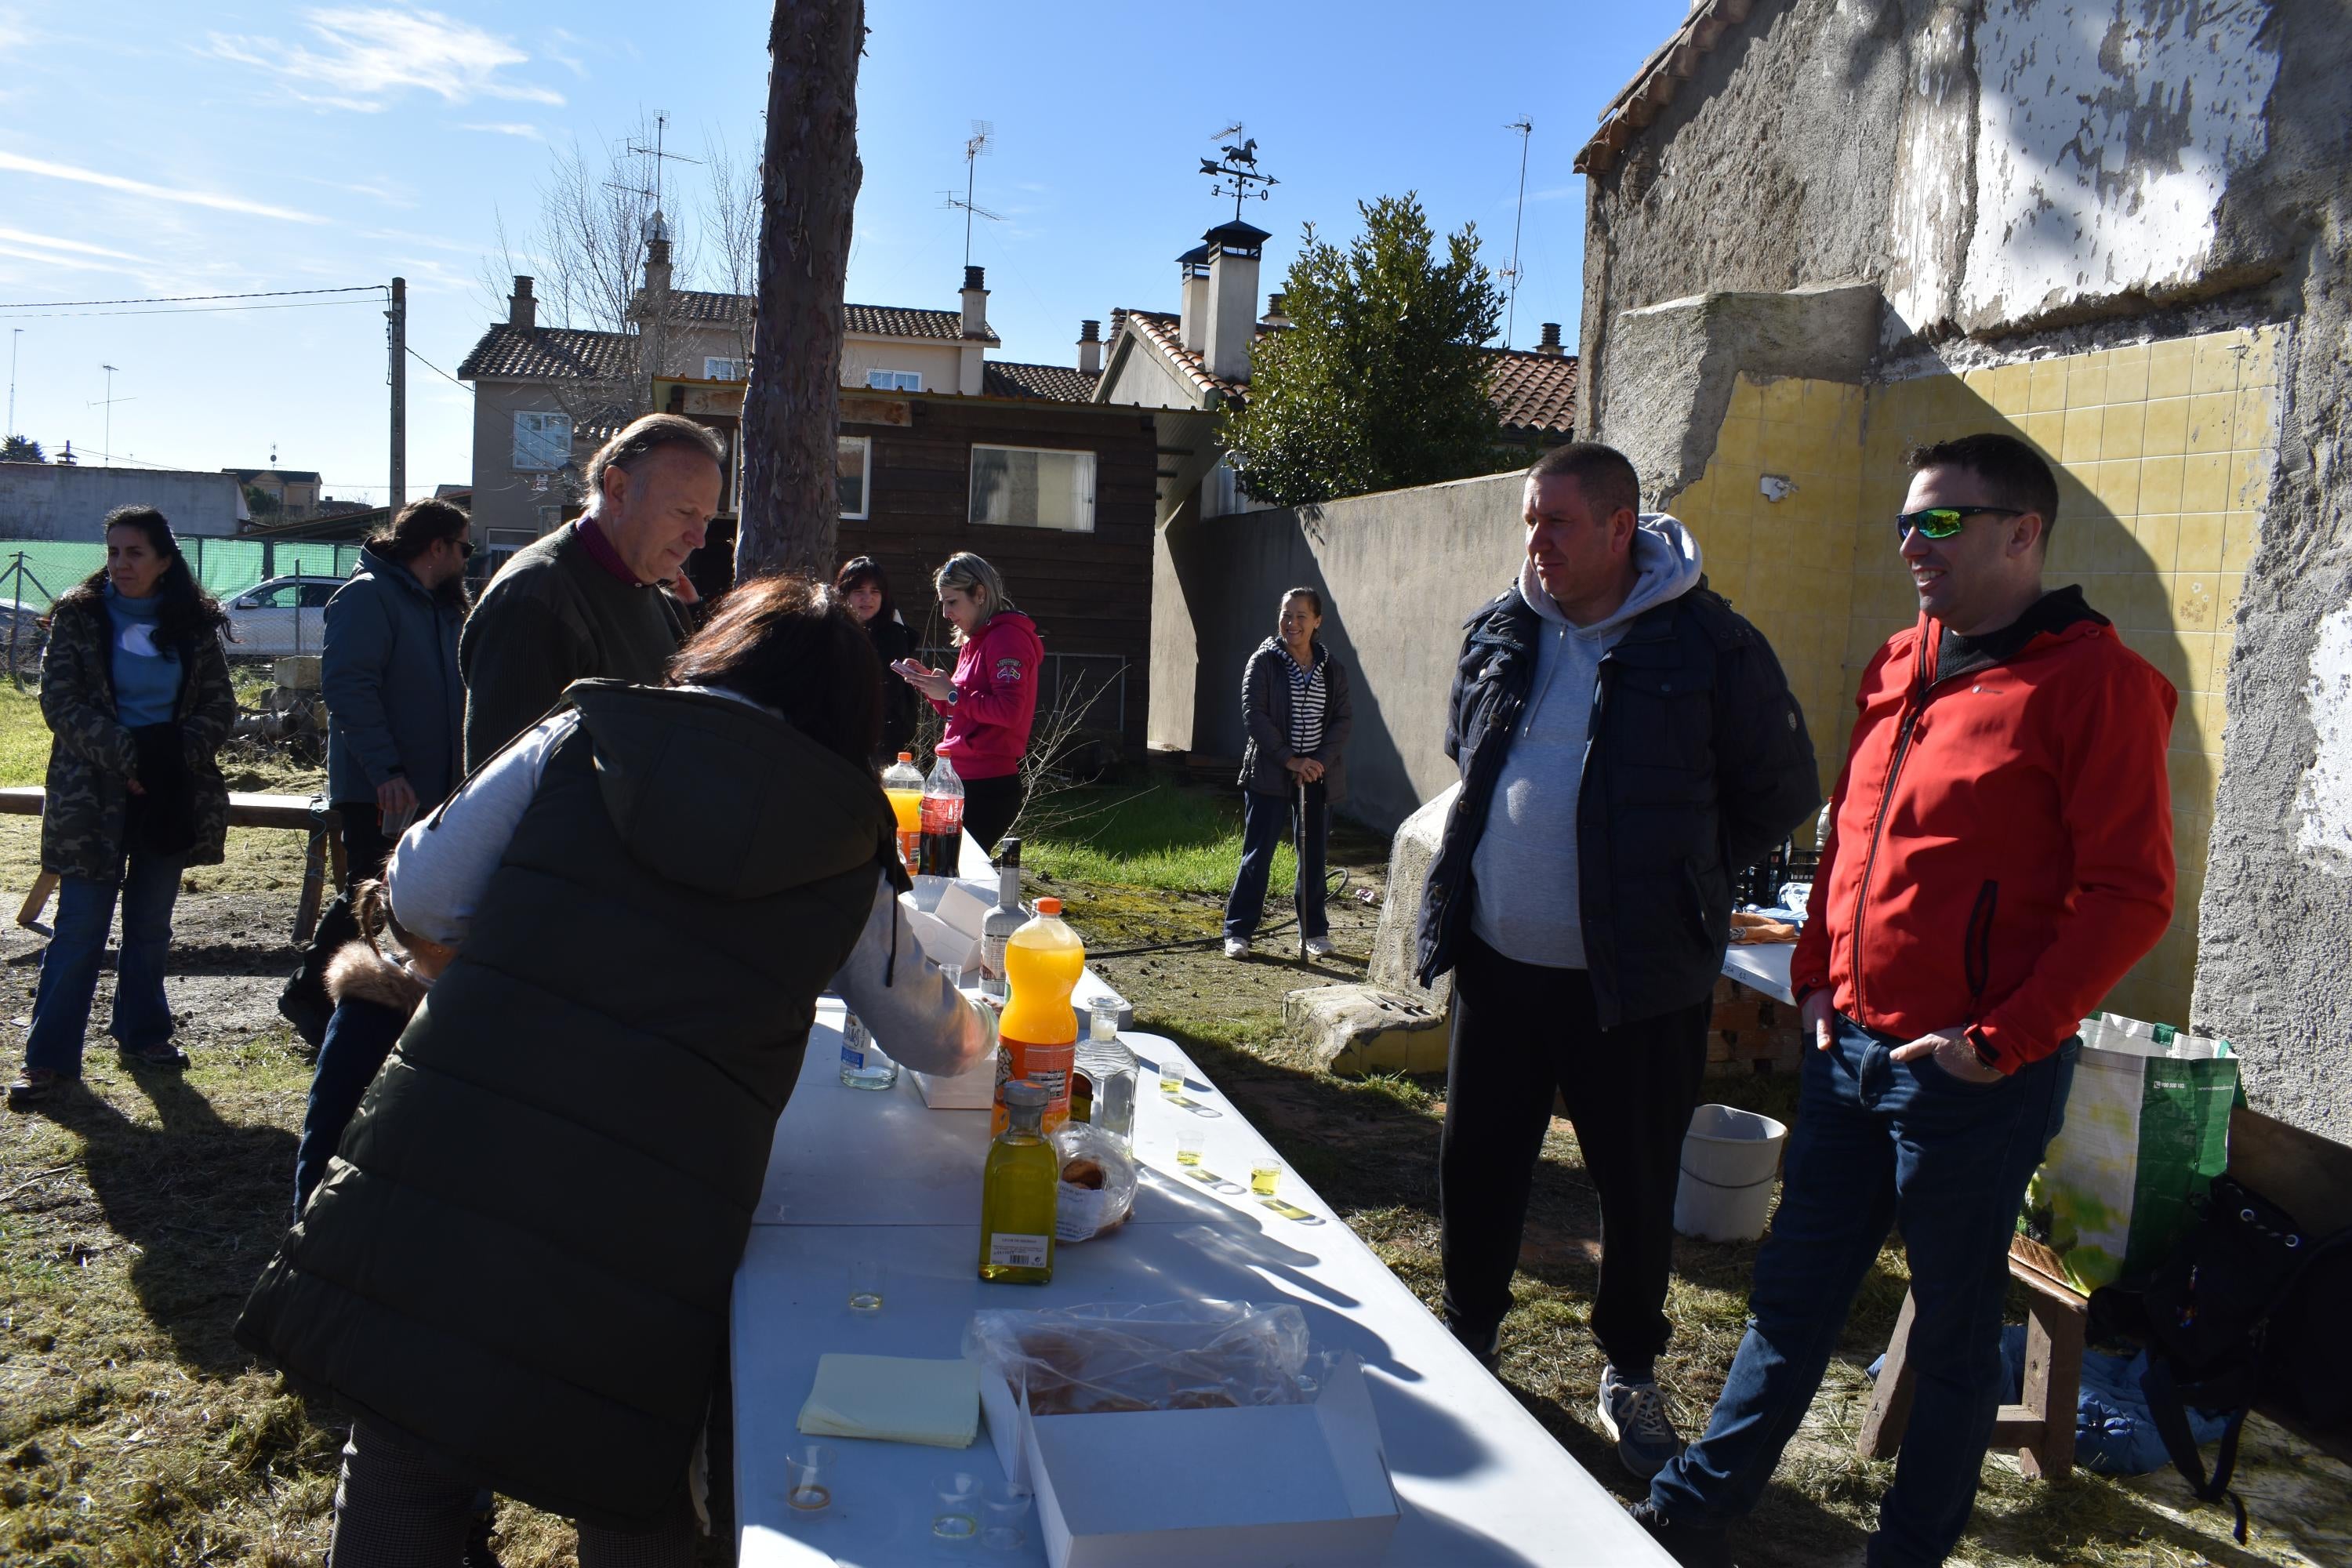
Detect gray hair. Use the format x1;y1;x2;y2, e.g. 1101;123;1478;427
934;552;1016;644
583;412;725;502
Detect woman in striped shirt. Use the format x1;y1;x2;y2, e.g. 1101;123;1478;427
1223;586;1352;959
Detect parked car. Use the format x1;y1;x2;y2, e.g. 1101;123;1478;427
222;575;343;658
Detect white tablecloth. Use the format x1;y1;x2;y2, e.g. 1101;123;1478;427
731;1004;1669;1566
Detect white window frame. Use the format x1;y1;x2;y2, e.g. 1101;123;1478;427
511;409;572;472
704;356;750;381
865;368;923;392
969;444;1097;533
838;435;873;521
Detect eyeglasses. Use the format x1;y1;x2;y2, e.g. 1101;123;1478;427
450;536;475;558
1894;506;2025;541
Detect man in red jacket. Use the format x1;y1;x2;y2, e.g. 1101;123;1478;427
1635;433;2176;1567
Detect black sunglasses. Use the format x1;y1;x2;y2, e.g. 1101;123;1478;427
1894;505;2026;541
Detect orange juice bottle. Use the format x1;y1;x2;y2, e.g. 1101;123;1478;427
880;752;924;870
993;897;1084;1135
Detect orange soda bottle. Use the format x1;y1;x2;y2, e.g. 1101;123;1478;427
993;897;1084;1135
880;752;924;870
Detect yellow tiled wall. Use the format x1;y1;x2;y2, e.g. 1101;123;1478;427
1664;328;2281;1028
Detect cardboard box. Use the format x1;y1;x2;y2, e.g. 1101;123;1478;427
902;875;997;976
979;1353;1399;1567
913;1045;998;1109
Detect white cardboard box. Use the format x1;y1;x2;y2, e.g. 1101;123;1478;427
912;1045;998;1109
979;1354;1399;1568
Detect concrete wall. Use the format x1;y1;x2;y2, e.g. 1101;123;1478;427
0;465;244;539
1152;471;1524;833
1578;0;2352;1138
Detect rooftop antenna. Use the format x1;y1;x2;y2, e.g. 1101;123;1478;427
1500;118;1534;348
941;121;1001;270
89;363;132;463
621;111;701;225
1199;124;1277;223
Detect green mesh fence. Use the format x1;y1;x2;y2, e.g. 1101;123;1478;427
0;538;363;612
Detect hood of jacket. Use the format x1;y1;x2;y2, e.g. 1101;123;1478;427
1517;513;1704;635
564;681;891;902
324;941;430;1019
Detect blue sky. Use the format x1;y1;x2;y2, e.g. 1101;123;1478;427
0;1;1686;503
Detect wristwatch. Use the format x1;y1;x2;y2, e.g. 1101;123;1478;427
946;688;960;706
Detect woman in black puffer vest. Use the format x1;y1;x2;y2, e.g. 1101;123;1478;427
238;575;990;1566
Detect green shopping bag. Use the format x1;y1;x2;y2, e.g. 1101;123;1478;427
2017;1014;2237;1294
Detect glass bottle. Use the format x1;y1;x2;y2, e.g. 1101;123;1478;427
978;1080;1057;1285
838;1009;898;1091
1073;1007;1138;1144
978;837;1023;1002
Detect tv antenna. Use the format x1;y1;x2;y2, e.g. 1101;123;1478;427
1500;118;1533;347
941;122;1002;270
1199;125;1277;222
90;363;132;461
609;111;702;241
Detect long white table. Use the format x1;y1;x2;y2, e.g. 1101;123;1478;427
731;1004;1670;1566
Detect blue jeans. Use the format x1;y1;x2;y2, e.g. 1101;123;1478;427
24;853;187;1074
295;996;407;1221
1223;780;1327;942
1650;1017;2076;1566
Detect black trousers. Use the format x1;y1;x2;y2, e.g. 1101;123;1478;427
1439;931;1710;1370
335;800;396;890
962;773;1025;855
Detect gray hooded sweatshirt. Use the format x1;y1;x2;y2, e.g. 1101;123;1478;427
1468;515;1705;970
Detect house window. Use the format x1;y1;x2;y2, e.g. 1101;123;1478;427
865;368;923;392
970;445;1095;532
838;435;872;520
704;356;750;381
512;410;572;472
536;505;567;535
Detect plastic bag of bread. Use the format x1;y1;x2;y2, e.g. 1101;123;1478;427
1051;1123;1138;1243
964;1301;1311;1418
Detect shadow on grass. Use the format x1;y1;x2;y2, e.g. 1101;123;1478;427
30;1067;296;1377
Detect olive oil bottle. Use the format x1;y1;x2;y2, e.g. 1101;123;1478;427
978;1080;1057;1284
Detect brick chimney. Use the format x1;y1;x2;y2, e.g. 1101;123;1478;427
960;265;989;338
644;213;673;296
1202;220;1269;384
1537;321;1564;357
1176;245;1211;354
1076;319;1102;375
510;275;536;330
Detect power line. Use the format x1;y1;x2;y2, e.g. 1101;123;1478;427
406;346;468;390
0;298;386;321
0;285;384;310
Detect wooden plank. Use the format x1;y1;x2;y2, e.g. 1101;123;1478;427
1857;1288;1918;1459
2227;1104;2352;1236
0;786;330;832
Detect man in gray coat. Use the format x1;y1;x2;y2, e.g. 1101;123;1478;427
323;497;470;883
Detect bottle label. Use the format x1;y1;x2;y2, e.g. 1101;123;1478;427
840;1014;869;1069
981;934;1009;980
987;1232;1051;1269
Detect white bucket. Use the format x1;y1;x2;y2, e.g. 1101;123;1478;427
1673;1104;1789;1243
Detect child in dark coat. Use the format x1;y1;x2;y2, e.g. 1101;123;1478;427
292;880;453;1220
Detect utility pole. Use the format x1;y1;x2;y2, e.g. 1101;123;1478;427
387;277;407;510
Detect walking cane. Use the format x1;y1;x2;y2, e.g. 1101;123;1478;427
1296;772;1310;962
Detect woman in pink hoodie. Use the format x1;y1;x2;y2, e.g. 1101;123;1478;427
890;552;1043;851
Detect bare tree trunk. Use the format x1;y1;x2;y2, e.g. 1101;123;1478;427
736;0;864;581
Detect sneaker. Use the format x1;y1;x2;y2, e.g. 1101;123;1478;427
1303;935;1335;957
1627;1501;1733;1568
1445;1316;1501;1374
1222;938;1250;959
6;1067;71;1108
1597;1364;1684;1479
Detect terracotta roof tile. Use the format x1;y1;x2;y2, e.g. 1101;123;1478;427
844;303;971;339
456;324;634;382
1576;0;1762;175
659;289;751;324
982;361;1102;402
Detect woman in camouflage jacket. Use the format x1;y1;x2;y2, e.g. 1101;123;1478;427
8;508;235;1106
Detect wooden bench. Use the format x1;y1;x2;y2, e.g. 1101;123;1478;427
0;786;344;944
1859;1105;2352;1479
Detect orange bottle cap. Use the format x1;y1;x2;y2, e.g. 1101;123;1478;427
1035;897;1062;915
898;752;913;762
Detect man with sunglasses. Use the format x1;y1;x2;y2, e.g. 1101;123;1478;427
1635;433;2177;1567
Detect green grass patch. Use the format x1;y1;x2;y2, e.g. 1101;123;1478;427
1022;782;1294;895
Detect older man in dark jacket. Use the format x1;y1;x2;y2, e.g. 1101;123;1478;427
1416;442;1818;1481
323;498;470;884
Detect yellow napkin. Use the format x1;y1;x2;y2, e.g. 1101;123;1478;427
796;1354;982;1449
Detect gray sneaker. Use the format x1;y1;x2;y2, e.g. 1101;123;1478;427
1597;1364;1683;1479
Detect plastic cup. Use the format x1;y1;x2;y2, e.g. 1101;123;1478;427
980;1479;1034;1550
939;964;964;993
1176;1128;1205;1167
932;1470;982;1540
1250;1161;1280;1197
848;1259;884;1314
785;1443;833;1514
1159;1055;1184;1095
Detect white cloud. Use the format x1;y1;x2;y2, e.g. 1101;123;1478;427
462;122;544;140
207;6;564;111
0;151;324;224
0;227;150;263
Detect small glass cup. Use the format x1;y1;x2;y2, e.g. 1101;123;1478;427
848;1258;884;1314
1176;1128;1206;1167
932;1469;983;1540
939;963;964;993
1090;1000;1120;1043
1249;1160;1280;1197
785;1442;833;1514
980;1479;1035;1551
1159;1054;1184;1095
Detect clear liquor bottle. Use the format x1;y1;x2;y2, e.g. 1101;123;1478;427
837;1010;898;1091
978;837;1023;1003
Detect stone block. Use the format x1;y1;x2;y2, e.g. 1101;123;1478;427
274;655;322;691
1367;782;1460;1012
1283;982;1450;1078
